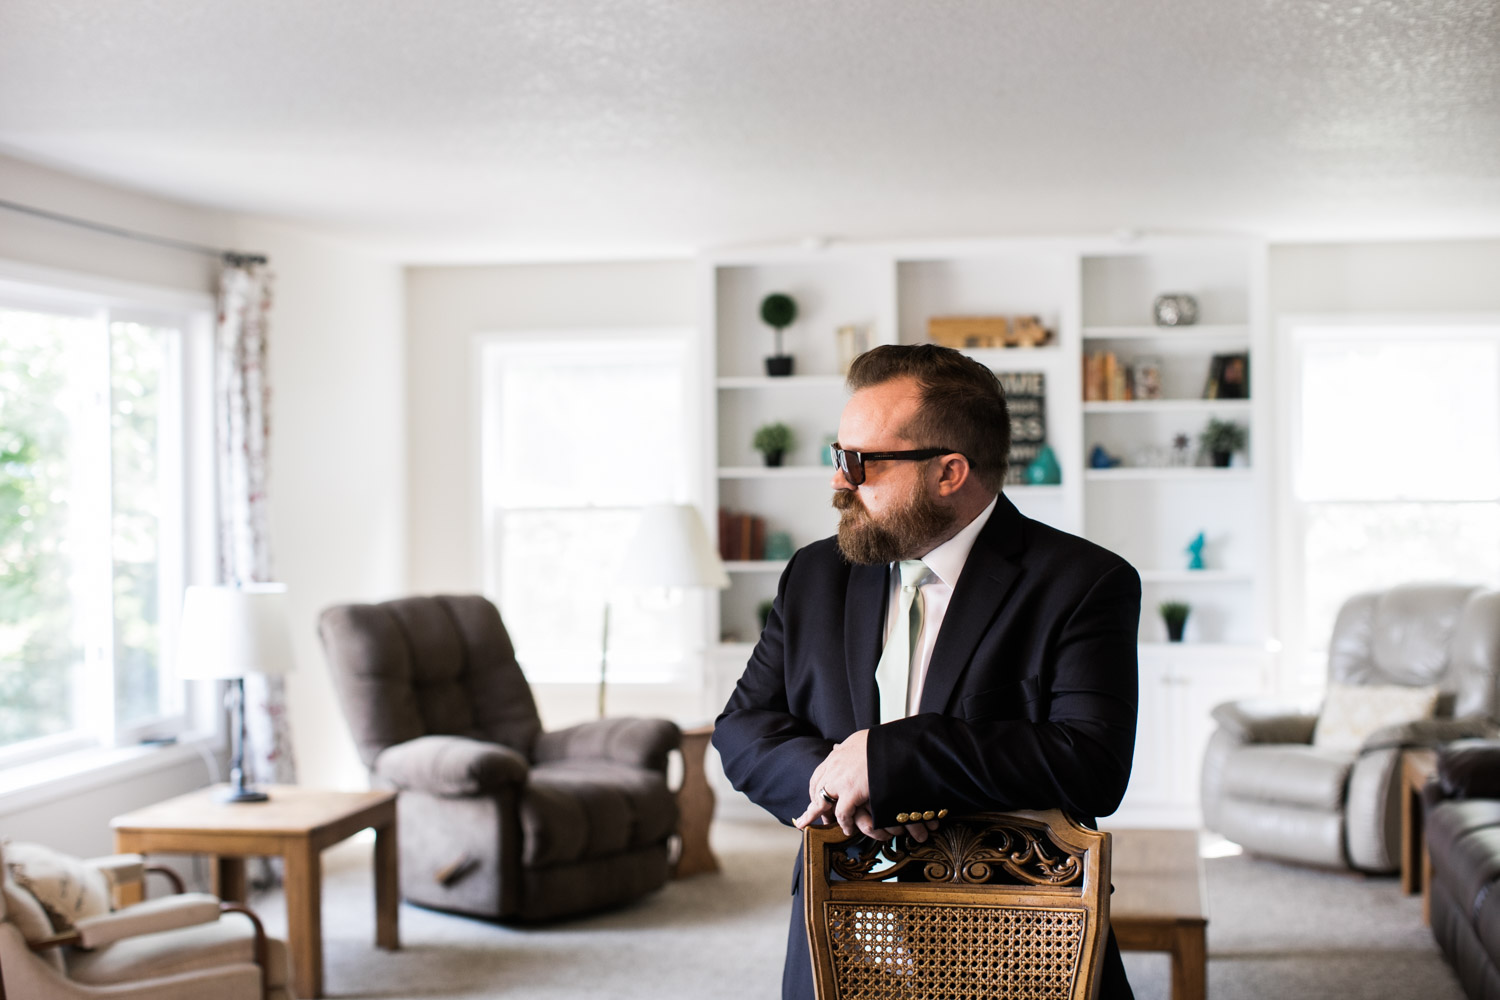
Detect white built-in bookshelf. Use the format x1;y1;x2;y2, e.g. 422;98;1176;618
700;235;1272;825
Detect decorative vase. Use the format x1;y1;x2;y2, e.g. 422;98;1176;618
1025;444;1062;485
762;450;784;467
1152;293;1199;327
765;355;794;377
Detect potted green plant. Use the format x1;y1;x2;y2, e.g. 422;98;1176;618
1198;418;1247;467
1159;600;1191;642
757;598;775;631
752;421;794;466
760;292;797;376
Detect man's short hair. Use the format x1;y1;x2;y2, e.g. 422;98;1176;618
846;344;1011;493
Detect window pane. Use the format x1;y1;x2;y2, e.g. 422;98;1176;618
111;321;177;730
1301;502;1500;668
495;347;683;508
1299;336;1500;501
0;308;92;747
499;509;688;683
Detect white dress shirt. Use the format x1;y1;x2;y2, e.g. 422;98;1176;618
883;495;1000;716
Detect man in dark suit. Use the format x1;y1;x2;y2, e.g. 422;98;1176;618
714;344;1140;999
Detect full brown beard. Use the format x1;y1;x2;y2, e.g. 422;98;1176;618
833;478;957;565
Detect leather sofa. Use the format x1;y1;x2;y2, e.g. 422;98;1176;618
1202;583;1500;872
319;593;682;922
1425;739;1500;999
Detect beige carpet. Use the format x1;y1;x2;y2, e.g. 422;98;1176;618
249;818;1466;1000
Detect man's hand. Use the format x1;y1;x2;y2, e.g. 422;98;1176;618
792;728;938;842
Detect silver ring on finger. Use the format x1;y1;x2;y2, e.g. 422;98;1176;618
820;787;837;805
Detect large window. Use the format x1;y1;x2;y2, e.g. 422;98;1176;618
1282;318;1500;691
479;331;700;684
0;275;211;760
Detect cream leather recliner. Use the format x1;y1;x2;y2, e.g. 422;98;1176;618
0;840;294;1000
1202;583;1500;872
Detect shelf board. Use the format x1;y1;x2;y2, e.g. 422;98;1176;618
717;375;847;389
725;560;790;573
1085;467;1252;482
1082;324;1250;341
1004;484;1066;495
1083;399;1252;414
1138;570;1253;584
719;466;834;479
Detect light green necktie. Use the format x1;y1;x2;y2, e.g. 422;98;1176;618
876;559;931;724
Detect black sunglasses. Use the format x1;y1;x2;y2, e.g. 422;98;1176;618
829;444;956;486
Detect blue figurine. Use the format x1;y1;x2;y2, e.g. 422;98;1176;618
1088;444;1120;469
1186;532;1206;570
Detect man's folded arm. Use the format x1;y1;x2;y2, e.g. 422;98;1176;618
714;581;836;825
867;561;1140;825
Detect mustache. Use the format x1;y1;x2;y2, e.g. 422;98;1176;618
831;490;863;512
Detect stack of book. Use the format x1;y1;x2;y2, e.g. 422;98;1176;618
1083;351;1133;401
717;508;766;561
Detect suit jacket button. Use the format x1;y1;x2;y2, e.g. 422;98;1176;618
922;810;936;821
938;809;949;819
896;812;910;823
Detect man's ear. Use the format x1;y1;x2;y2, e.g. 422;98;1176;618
934;454;971;496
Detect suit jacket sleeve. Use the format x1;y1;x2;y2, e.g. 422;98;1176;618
713;549;837;826
866;560;1140;826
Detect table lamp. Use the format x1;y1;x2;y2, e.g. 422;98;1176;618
600;504;730;717
177;583;296;802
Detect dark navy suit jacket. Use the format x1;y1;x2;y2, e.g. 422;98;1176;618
713;493;1140;999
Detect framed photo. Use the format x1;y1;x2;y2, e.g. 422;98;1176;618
1131;356;1163;400
1203;352;1249;399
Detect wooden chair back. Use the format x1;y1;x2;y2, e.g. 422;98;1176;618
803;809;1110;1000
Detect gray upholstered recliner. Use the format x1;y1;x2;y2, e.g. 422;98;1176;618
318;594;681;921
1202;583;1500;872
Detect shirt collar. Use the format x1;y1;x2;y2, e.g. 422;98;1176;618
906;494;998;589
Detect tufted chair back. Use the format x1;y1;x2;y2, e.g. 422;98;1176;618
1327;583;1500;720
319;594;544;768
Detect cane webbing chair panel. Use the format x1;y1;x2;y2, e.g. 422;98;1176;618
804;810;1109;1000
825;901;1086;998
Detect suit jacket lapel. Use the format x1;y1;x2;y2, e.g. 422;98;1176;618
917;494;1026;715
844;561;887;731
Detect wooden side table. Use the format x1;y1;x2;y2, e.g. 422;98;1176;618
1400;747;1439;920
674;724;720;877
112;784;398;1000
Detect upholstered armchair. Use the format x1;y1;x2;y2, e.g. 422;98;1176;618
1202;583;1500;872
318;593;681;922
0;841;293;999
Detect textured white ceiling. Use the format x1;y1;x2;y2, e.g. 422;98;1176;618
1;0;1497;261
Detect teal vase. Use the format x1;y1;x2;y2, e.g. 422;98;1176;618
1025;444;1062;485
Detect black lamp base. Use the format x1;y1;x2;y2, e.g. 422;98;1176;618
217;785;269;803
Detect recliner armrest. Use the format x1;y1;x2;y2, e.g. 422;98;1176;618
1361;714;1499;753
374;735;530;796
72;892;223;949
1436;738;1500;800
533;717;681;772
1210;699;1319;744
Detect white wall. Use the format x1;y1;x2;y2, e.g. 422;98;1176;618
0;155;405;851
404;260;702;729
233;217;407;790
1269;239;1500;313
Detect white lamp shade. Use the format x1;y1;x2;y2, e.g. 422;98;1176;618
176;584;297;680
617;504;730;590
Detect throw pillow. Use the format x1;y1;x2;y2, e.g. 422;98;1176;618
1312;683;1441;752
3;840;112;933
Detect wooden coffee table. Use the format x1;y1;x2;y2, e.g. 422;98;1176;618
1110;828;1208;1000
111;784;398;1000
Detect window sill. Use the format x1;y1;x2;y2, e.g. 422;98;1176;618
0;734;218;815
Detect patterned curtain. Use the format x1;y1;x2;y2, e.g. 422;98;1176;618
215;258;298;824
